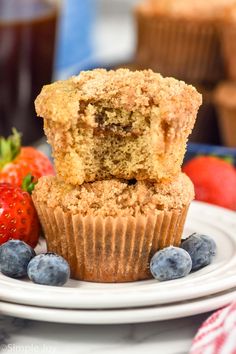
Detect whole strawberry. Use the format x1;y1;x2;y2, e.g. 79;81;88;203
183;156;236;210
0;176;40;247
0;129;54;187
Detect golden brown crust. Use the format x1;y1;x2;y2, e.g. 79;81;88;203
35;69;201;185
32;173;194;217
35;68;202;136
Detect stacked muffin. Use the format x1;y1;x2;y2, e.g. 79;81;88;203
134;0;236;146
33;69;202;282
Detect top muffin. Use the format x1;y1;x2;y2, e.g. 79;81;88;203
35;69;201;185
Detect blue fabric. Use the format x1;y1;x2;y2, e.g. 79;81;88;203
186;143;236;166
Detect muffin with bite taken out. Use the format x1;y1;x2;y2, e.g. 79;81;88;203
33;68;201;282
35;69;201;185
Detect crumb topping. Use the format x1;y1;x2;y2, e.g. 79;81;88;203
34;68;201;185
35;68;201;131
33;174;194;217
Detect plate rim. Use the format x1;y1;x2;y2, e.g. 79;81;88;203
0;288;235;324
0;201;236;309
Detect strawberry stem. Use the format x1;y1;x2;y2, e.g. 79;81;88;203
0;128;22;170
22;174;37;194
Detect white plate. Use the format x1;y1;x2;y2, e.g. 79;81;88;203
0;288;235;324
1;201;236;310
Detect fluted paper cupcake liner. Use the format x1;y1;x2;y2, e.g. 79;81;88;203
33;200;189;283
216;106;236;147
220;24;236;81
136;13;224;83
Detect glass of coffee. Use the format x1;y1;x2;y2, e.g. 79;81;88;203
0;0;58;144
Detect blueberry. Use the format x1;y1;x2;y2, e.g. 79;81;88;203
27;253;70;286
180;233;217;271
150;246;192;281
0;240;36;278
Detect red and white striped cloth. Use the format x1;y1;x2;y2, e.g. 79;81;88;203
190;302;236;354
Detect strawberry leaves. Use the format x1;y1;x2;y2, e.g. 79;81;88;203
22;174;37;194
0;128;21;170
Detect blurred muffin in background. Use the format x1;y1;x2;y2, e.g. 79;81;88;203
219;4;236;81
189;85;221;145
214;81;236;147
35;68;201;185
135;0;236;84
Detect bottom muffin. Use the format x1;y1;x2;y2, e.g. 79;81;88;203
32;174;194;283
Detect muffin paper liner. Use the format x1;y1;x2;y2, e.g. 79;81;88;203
216;106;236;147
220;24;236;81
33;199;189;283
136;13;224;83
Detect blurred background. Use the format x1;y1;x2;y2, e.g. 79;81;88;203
56;0;140;79
0;0;140;145
1;0;236;149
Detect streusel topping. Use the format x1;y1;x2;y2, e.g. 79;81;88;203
35;68;201;130
33;173;194;217
34;68;201;185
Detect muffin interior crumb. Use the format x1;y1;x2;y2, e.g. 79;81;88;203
35;69;202;185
